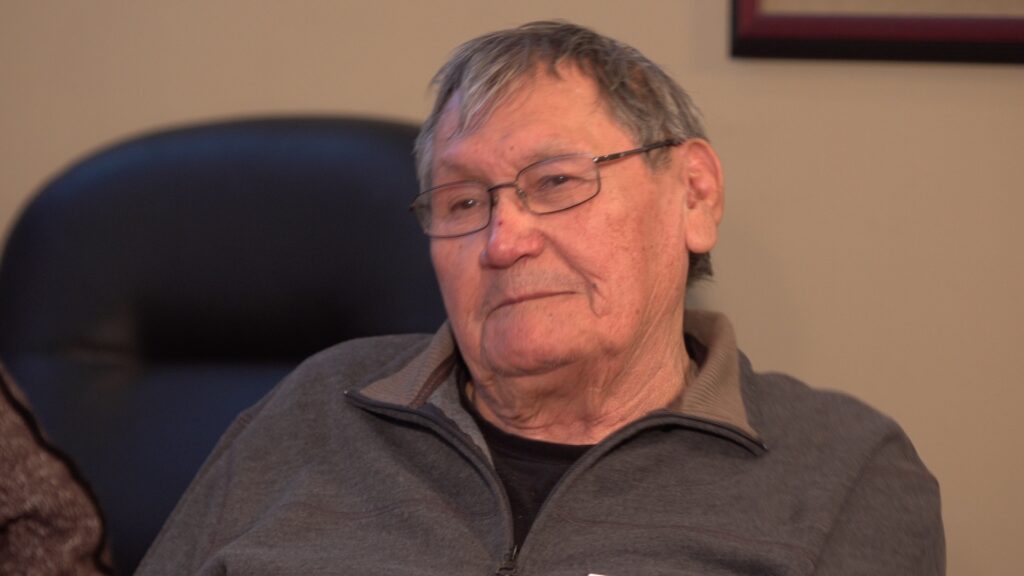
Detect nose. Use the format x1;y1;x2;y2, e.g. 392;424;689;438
479;185;544;269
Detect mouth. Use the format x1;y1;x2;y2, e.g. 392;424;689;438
494;291;574;310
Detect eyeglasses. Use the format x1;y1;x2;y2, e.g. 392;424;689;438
410;138;683;238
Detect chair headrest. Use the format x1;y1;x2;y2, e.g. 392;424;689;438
0;117;446;362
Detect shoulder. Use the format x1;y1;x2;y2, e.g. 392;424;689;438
283;333;433;392
737;352;944;569
739;352;906;452
136;333;436;572
224;333;433;438
738;351;939;502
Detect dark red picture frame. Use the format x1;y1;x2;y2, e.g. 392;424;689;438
731;0;1024;63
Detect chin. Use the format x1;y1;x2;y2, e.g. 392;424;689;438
482;348;578;378
479;320;582;377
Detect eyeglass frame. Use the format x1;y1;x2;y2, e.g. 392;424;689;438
409;138;684;238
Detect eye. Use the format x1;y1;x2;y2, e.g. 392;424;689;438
449;197;480;212
536;173;582;191
437;190;487;218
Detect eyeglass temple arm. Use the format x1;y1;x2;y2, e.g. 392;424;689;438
592;138;684;164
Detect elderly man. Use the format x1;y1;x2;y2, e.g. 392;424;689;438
139;21;943;575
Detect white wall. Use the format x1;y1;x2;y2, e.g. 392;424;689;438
3;1;1022;573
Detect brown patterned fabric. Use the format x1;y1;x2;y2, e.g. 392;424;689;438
0;361;111;575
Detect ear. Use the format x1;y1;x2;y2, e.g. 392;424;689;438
674;138;724;254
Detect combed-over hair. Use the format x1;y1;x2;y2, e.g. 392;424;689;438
415;20;713;282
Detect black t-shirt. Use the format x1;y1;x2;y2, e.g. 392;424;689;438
458;379;592;548
456;334;703;547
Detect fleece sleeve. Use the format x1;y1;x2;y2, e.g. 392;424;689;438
813;428;945;575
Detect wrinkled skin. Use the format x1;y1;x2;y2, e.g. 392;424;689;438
429;64;724;443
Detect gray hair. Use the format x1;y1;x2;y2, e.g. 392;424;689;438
415;20;713;283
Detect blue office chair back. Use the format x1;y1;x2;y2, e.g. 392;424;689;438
0;116;445;573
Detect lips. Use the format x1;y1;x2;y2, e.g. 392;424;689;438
493;291;574;310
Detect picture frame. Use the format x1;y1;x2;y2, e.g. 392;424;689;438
731;0;1024;63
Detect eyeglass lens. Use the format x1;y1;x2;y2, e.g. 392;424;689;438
416;154;599;238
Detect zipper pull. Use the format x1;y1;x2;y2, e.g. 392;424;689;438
495;545;519;575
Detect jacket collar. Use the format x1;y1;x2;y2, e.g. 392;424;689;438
357;309;761;444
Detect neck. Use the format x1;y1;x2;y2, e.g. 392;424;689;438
466;327;690;445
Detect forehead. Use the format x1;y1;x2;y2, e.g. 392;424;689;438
432;65;634;175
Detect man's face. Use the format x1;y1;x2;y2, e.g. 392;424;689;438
430;65;720;380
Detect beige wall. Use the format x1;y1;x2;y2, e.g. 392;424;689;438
3;1;1021;573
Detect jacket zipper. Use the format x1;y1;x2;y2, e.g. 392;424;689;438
494;544;519;575
347;392;767;574
492;410;767;572
345;391;521;574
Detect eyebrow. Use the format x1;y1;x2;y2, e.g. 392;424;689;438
434;141;584;183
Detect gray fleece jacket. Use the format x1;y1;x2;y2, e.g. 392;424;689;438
137;311;944;575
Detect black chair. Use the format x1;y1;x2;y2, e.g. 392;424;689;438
0;117;446;573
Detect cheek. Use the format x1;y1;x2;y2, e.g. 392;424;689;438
553;214;641;318
431;242;483;325
575;190;684;314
